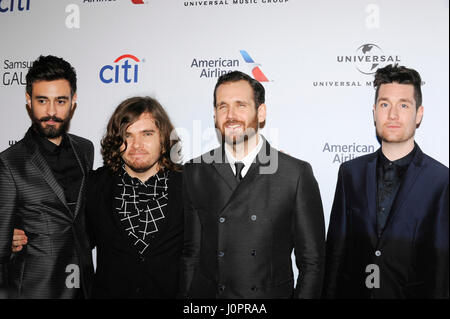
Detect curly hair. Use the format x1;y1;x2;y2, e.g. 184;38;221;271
101;96;182;173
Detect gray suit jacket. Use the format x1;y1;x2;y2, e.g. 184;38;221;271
180;138;326;298
0;128;94;299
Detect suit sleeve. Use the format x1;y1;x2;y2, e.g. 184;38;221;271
293;162;326;299
178;166;201;298
323;164;347;299
425;182;449;298
0;158;17;290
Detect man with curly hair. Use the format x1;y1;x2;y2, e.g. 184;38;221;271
85;96;184;298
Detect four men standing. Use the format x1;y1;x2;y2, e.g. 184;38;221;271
0;58;448;299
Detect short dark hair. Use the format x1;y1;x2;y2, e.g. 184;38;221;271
213;71;265;109
101;96;182;173
373;64;422;109
26;55;77;97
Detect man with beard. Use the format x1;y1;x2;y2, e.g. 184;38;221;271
324;64;449;299
84;96;184;298
180;71;325;298
0;55;94;298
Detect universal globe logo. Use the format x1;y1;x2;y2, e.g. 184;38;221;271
337;43;401;75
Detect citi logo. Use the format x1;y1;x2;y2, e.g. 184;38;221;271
0;0;30;13
131;0;148;4
239;50;269;82
99;54;141;84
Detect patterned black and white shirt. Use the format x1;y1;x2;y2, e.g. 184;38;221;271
114;166;169;254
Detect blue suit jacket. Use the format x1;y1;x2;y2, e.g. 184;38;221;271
324;145;448;299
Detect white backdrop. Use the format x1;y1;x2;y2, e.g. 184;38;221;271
1;0;449;274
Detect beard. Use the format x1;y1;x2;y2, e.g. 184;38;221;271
29;106;72;139
122;152;160;174
123;161;158;174
216;115;259;146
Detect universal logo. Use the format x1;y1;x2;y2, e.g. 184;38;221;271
312;43;402;88
338;43;401;75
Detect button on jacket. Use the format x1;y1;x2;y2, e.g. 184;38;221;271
180;138;326;299
324;146;449;299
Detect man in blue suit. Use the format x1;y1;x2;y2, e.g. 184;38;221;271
324;64;449;299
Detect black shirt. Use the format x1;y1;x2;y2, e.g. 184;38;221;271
376;144;417;237
29;127;82;214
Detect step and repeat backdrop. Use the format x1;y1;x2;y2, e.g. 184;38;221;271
1;0;448;232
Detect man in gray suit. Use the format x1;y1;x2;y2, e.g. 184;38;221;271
180;71;325;298
0;55;94;298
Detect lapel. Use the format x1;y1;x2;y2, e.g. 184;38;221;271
379;146;425;245
365;150;379;248
24;130;72;220
211;146;239;192
212;137;275;216
232;138;273;195
67;134;88;219
100;172;134;245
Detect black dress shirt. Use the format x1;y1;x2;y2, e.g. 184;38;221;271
376;144;417;237
29;128;82;214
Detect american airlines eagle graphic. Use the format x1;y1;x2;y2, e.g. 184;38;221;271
239;50;269;82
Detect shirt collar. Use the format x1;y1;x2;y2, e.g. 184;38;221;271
225;135;264;177
379;143;417;170
120;165;167;187
29;126;70;154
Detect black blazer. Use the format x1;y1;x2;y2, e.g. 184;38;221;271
180;139;326;299
0;128;94;299
86;167;184;299
324;146;449;299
